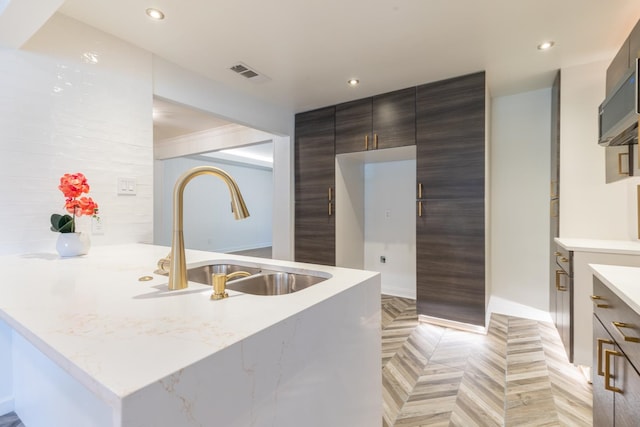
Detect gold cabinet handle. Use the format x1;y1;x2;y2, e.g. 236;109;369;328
618;152;630;176
417;200;423;217
604;349;623;393
328;187;332;202
597;338;614;376
365;134;369;150
553;251;562;257
417;182;423;199
550;180;558;198
590;295;610;308
555;270;567;291
560;257;568;262
612;321;640;343
374;133;378;149
328;201;332;216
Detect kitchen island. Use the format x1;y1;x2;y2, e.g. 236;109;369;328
0;244;381;427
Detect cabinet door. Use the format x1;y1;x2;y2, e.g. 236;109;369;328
606;38;630;96
335;98;372;154
294;107;335;266
416;198;485;326
593;315;615;427
549;72;561;328
416;72;485;200
372;87;416;150
615;350;640;427
555;267;572;361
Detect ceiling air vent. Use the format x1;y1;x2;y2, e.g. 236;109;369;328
229;62;271;83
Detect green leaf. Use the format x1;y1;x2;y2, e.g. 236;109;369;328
50;214;74;233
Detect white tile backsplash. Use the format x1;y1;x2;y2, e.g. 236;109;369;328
0;14;154;255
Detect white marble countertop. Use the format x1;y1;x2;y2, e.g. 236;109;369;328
590;264;640;315
555;237;640;255
0;244;378;407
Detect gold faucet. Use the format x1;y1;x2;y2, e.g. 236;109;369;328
162;166;250;290
211;271;251;300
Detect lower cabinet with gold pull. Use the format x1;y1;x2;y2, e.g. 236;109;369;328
552;244;573;361
592;276;640;426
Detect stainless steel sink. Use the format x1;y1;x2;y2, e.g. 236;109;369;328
226;272;326;296
186;263;263;286
181;262;329;295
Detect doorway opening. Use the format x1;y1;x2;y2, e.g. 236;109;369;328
152;97;276;259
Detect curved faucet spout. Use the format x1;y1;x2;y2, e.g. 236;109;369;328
168;166;250;290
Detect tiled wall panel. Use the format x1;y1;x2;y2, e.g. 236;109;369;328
0;14;153;255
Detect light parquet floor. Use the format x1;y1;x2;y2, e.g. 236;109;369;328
381;295;592;427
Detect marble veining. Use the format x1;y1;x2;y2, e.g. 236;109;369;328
1;244;381;426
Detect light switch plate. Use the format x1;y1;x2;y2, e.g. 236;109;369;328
117;177;137;195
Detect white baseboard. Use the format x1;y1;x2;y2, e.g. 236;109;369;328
0;396;14;416
381;285;416;300
487;295;552;323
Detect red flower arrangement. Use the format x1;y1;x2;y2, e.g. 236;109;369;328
50;173;99;233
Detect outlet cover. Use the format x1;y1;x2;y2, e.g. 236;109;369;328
92;215;105;235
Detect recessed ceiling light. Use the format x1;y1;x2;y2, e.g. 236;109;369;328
146;8;165;20
348;79;359;86
537;41;555;51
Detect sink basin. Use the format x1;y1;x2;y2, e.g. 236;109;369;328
181;262;330;295
187;263;263;286
226;272;326;296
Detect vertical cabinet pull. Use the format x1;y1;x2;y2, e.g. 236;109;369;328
604;349;623;393
555;270;567;291
329;202;332;216
364;135;369;150
417;182;423;199
618;152;630;176
550;180;558;198
597;338;614;376
374;134;379;149
417;200;423;217
328;187;333;216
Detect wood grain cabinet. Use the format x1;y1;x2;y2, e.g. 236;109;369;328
335;87;415;154
415;72;486;327
606;18;640;96
294;107;336;266
552;244;573;361
592;277;640;427
549;72;562;349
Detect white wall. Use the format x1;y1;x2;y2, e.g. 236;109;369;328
490;88;551;311
560;60;640;239
364;160;416;299
0;14;153;255
157;156;273;253
335;155;365;269
335;147;416;298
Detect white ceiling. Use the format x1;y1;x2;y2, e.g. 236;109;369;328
57;0;640;114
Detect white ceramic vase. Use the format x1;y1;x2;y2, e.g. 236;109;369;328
56;232;91;257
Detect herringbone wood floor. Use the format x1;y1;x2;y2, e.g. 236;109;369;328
382;295;592;427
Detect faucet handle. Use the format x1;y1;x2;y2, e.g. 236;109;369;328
155;252;172;274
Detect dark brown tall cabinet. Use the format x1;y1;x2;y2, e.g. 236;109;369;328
335;87;416;154
548;72;573;360
415;72;486;327
294;107;336;266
